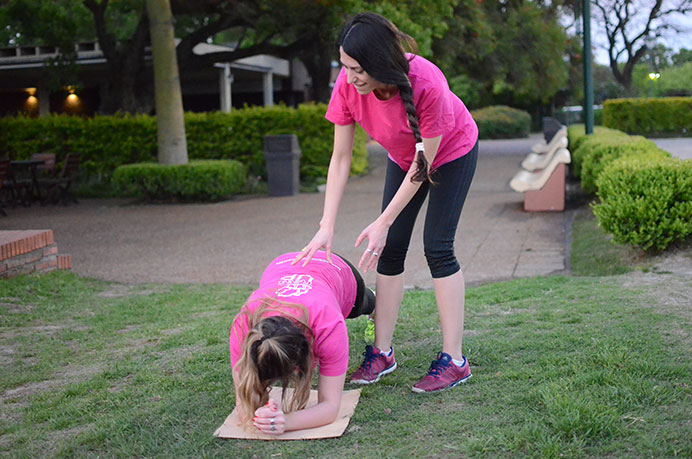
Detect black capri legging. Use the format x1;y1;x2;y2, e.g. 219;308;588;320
377;141;478;279
335;253;376;319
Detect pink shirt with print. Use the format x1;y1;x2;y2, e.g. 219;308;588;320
326;54;478;171
229;252;356;377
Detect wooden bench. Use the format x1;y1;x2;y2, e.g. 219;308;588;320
510;148;571;212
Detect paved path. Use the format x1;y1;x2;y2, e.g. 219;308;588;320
1;134;576;289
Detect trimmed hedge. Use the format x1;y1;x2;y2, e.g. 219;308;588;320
593;156;692;251
0;104;368;186
567;124;627;160
471;105;531;139
112;160;246;202
602;97;692;137
577;136;666;194
568;123;691;252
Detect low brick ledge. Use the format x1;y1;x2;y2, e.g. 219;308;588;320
0;230;72;278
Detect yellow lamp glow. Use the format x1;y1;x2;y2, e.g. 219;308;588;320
648;72;661;80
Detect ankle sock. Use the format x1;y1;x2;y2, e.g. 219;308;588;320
452;356;466;367
379;346;393;357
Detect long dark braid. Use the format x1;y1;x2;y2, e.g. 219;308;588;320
398;83;430;183
339;12;432;183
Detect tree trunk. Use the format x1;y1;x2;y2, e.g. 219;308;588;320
145;0;188;165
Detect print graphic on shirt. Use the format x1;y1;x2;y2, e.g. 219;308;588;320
276;274;314;297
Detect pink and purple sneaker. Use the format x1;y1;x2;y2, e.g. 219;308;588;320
411;352;471;393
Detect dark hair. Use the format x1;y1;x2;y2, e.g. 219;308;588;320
339;12;431;183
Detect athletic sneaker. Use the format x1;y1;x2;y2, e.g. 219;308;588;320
349;345;397;384
411;352;471;393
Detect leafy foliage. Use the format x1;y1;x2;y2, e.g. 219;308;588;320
471;105;531;139
602;97;692;137
112;159;247;201
434;0;569;108
0;104;368;186
593;156;692;251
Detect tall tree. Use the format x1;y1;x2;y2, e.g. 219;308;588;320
590;0;692;92
433;0;569;108
1;0;457;112
146;0;188;165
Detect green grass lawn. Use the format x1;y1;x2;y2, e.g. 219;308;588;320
1;212;691;458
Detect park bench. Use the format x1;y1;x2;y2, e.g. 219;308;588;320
510;119;571;212
529;125;568;155
510;148;571;211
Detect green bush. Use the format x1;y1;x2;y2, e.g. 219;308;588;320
567;124;627;160
579;136;667;194
568;125;629;178
112;160;247;202
602;97;692;137
0;104;368;187
593;156;692;251
471;105;531;139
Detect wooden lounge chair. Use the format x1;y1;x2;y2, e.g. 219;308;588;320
38;153;81;205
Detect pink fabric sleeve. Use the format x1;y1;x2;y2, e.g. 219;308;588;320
313;320;350;377
229;311;250;370
415;76;456;139
325;69;355;126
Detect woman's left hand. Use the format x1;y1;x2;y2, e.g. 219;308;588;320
253;399;286;435
355;218;389;273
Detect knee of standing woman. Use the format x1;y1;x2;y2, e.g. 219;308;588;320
377;245;407;276
424;248;460;279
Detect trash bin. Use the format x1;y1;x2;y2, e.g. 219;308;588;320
263;134;301;197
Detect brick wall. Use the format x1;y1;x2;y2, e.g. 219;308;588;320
0;230;72;278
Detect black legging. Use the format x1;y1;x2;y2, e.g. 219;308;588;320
377;142;478;278
336;254;376;319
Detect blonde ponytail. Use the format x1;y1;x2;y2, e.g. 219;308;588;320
233;297;313;427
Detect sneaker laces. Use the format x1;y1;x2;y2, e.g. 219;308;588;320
359;346;378;372
426;355;452;379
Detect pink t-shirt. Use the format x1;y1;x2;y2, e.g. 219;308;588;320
326;54;478;171
229;252;357;377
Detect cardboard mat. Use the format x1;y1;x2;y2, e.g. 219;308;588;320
214;387;361;440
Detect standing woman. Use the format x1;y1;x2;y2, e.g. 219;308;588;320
293;12;479;393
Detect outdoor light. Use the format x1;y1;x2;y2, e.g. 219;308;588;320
648;72;661;80
26;87;37;96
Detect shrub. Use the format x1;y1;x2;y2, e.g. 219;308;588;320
567;124;627;159
593;156;692;251
0;104;368;187
602;97;692;137
568;126;629;178
472;105;531;139
112;160;247;202
579;136;667;194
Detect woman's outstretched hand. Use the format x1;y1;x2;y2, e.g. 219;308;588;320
355;219;389;273
253;399;286;435
291;227;334;267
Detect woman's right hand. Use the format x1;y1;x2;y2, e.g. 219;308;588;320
291;226;334;267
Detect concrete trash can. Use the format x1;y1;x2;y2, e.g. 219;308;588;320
263;134;301;197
